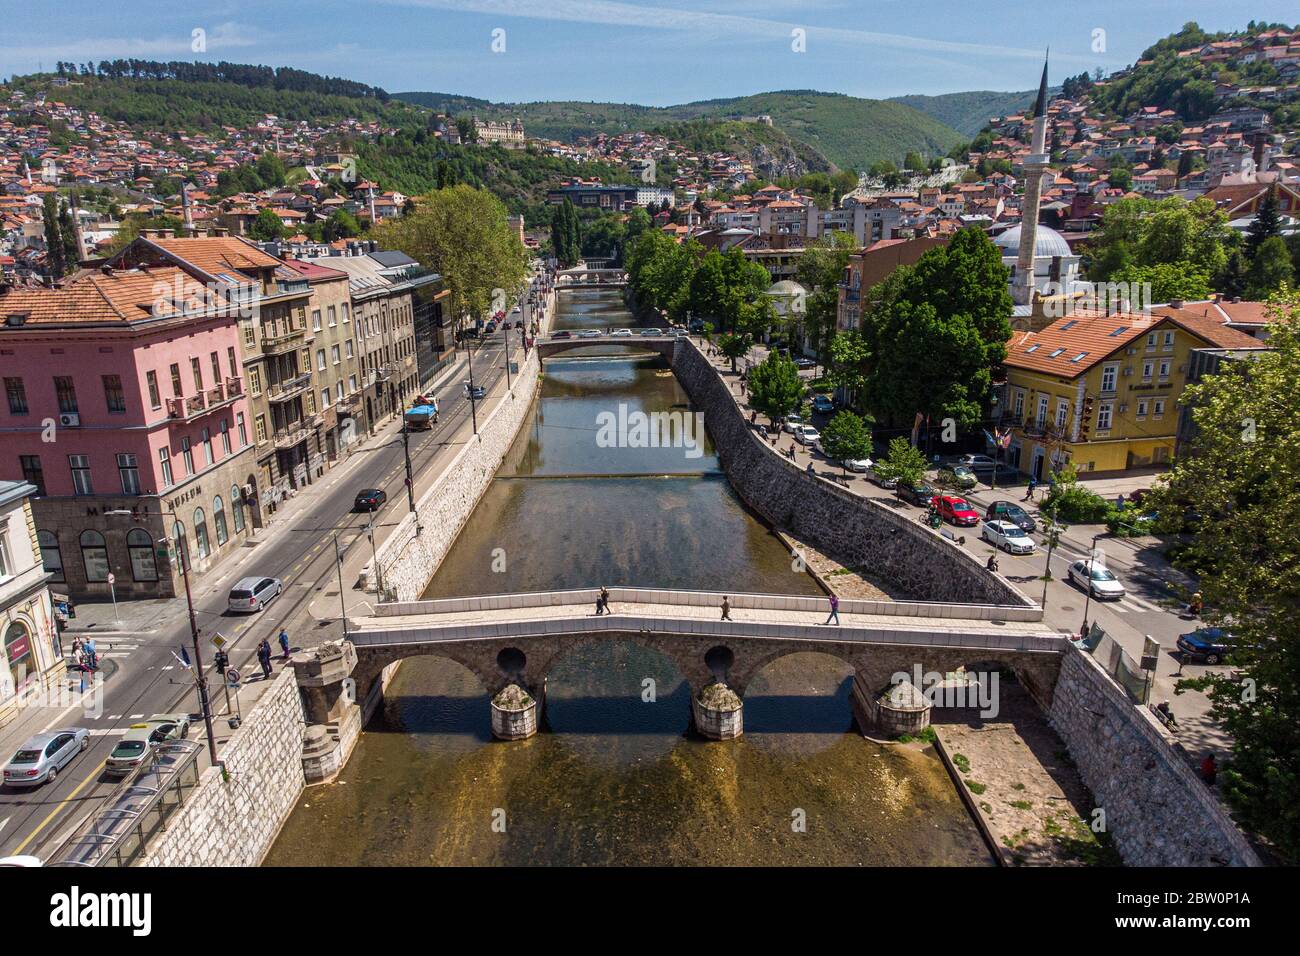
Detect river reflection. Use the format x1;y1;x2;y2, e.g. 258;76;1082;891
264;290;992;867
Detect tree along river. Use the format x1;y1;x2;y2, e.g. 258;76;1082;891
265;288;992;866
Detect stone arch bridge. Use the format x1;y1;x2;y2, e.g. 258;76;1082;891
536;334;679;362
555;267;628;288
342;587;1067;740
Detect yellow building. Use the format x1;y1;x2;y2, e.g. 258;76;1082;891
1002;308;1260;479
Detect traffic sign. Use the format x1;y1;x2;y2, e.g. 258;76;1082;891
107;572;115;585
210;632;229;650
226;668;241;687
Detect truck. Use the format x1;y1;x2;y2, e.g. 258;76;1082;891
404;396;439;430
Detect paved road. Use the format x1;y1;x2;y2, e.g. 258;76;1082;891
0;334;515;859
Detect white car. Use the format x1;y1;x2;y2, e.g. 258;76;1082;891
610;328;633;337
1068;560;1126;599
793;425;820;446
981;520;1036;554
227;575;283;613
867;465;897;489
958;454;998;470
782;414;805;433
578;329;601;338
840;456;873;472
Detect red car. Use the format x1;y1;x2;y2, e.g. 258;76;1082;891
931;495;981;527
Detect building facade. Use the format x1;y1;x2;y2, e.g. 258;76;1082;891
1;480;62;726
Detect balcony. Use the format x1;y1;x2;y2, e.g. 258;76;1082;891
260;326;306;355
225;376;244;397
165;384;241;423
272;425;311;450
268;372;312;403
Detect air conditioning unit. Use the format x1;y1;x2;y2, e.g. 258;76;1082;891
1122;367;1133;376
1118;404;1128;413
59;412;80;427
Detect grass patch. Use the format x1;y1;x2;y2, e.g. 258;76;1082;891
1009;800;1034;811
1044;811;1122;866
952;753;972;774
979;801;993;814
1012;782;1026;791
964;780;987;795
896;725;939;745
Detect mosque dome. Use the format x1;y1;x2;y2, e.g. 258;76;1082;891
994;224;1073;259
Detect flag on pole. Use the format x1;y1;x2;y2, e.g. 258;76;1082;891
172;647;192;670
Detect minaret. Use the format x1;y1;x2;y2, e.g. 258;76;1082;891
1012;55;1050;308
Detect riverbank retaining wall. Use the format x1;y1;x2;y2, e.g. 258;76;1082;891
670;340;1032;607
138;669;306;866
373;349;542;602
1049;645;1259;866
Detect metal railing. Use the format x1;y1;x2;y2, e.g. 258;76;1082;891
43;740;203;867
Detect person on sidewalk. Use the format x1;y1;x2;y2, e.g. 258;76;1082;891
599;586;611;614
83;638;97;670
594;593;605;615
823;593;840;626
257;638;273;680
720;596;732;621
1201;753;1217;786
986;554;999;573
279;628;291;659
1024;477;1037;501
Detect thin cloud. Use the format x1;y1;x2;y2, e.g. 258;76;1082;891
0;22;259;68
378;0;1100;64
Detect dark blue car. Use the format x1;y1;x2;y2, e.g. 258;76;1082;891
1176;628;1233;665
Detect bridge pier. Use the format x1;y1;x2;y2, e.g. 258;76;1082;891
490;681;543;740
692;682;744;740
851;672;932;739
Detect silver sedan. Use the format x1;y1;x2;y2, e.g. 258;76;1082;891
3;728;90;787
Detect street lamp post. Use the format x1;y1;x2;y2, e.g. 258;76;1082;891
1080;531;1106;638
1039;500;1062;609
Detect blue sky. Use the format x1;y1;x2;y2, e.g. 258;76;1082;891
1;1;1294;104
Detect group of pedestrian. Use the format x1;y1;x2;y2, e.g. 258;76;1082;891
594;586;612;615
69;636;98;671
255;629;293;679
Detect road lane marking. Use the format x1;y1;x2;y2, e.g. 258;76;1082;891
13;757;108;854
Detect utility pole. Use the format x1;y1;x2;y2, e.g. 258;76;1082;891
1040;500;1062;609
466;343;479;436
504;325;512;391
402;420;416;514
334;533;348;638
176;536;221;774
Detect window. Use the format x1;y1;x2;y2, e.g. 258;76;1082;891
220;419;232;455
181;437;194;475
169;363;182;397
146;371;161;409
193;507;210;560
38;530;63;582
231;485;245;533
316;349;326;371
1146;332;1156;348
69;455;93;495
243;323;256;349
1142;361;1154;381
191;356;203;392
336;381;344;401
5;377;27;414
1158;360;1170;379
237;412;248;447
159;447;173;488
211;352;222;385
328;305;337;327
201;427;213;465
102;374;126;413
127;528;157;582
342;303;350;324
331;345;340;366
311;309;322;332
255;415;267;443
304;391;315;415
1154;399;1166;419
80;530;109;582
4;622;32;690
345;340;354;360
321;388;331;409
348;375;357;393
249;367;262;396
1097;402;1113;431
1036;396;1048;428
117;453;140;494
54;377;78;414
1013;390;1024;419
1137;400;1148;419
1055;400;1069;430
0;532;10;580
1100;364;1118;393
213;496;228;546
19;455;44;496
228;347;238;378
1163;330;1174;348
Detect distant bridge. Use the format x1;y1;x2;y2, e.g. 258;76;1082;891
536;334;679;361
346;587;1063;739
555;267;628;288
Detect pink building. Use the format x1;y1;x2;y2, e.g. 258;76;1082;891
0;262;259;599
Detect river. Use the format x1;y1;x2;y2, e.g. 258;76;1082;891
264;288;992;866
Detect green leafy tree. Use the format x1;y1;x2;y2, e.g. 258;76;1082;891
371;184;528;338
796;231;856;371
748;349;804;427
1244;236;1294;300
717;332;752;373
1244;190;1281;262
321;209;361;242
41;193;69;278
873;436;928;497
819;410;874;475
1109;262;1212;304
250;207;286;241
687;250;731;327
625;230;699;320
1148;294;1300;860
1088;197;1234;290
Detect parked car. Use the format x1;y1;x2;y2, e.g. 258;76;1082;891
610;328;634;337
782;414;806;433
640;327;664;336
105;714;191;777
485;320;497;334
958;454;998;471
810;395;835;414
793;424;820;446
938;464;977;489
353;487;387;512
866;465;897;489
227;576;283;613
3;729;90;787
465;384;487;399
932;495;981;527
981;520;1037;554
986;500;1037;533
578;329;601;338
1176;628;1234;665
670;327;689;337
980;464;1023;484
897;481;937;507
840;456;873;473
1067;560;1126;600
793;357;816;370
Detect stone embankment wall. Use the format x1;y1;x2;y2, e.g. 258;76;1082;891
670;340;1032;607
374;349;541;601
139;670;306;867
1049;646;1259;866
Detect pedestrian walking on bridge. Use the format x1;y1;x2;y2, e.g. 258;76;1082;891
599;586;611;614
823;594;840;626
720;596;732;621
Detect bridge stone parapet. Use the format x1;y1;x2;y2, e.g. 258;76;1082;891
669;339;1034;608
536;335;679;362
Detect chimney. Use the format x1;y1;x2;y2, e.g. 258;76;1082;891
1169;299;1184;309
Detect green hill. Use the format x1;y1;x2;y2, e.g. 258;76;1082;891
394;89;965;170
887;89;1040;138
